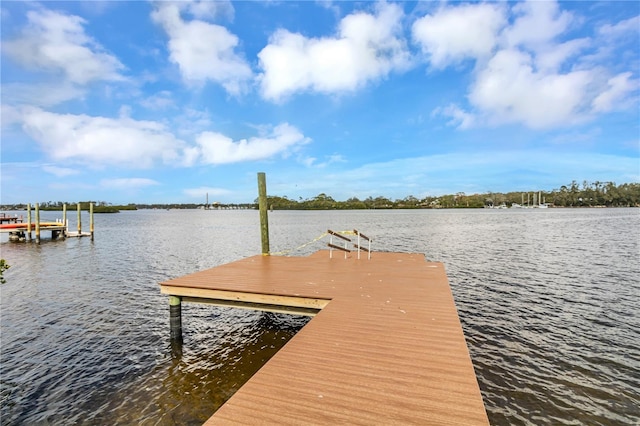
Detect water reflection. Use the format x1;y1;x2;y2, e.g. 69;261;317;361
72;307;310;425
170;340;183;360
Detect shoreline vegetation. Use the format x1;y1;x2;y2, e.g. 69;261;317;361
1;181;638;212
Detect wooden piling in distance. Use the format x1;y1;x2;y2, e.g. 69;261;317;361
257;172;270;255
90;202;94;241
77;203;81;236
35;203;40;244
27;203;32;241
62;204;67;238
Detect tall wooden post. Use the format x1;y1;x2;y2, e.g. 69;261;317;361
90;202;94;241
169;295;183;342
257;172;270;255
62;204;67;238
77;203;81;236
35;203;41;244
27;203;32;241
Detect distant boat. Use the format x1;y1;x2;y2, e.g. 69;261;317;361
485;203;507;209
511;203;523;208
0;222;60;229
535;191;549;208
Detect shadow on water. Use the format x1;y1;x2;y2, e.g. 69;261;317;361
75;307;311;426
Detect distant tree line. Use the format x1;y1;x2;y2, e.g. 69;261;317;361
0;201;137;213
1;181;638;212
0;201;255;212
262;180;640;210
134;203;255;210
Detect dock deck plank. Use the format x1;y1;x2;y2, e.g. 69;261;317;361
160;251;488;425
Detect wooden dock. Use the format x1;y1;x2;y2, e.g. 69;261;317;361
1;202;94;243
160;250;489;425
0;221;67;241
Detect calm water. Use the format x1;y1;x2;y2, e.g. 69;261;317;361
1;208;638;425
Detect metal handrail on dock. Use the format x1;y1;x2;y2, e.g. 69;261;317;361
353;229;371;259
327;229;372;259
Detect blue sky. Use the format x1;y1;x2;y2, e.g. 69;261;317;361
1;1;638;205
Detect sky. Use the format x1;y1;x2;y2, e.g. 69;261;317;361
1;0;639;205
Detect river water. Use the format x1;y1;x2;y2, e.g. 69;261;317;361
1;208;638;425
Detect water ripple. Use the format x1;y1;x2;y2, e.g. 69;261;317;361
1;208;639;424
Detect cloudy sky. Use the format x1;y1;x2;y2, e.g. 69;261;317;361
1;1;638;205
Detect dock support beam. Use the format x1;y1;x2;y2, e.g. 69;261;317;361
257;172;270;255
77;203;82;236
27;203;32;241
62;204;67;238
90;202;94;241
169;296;183;342
35;203;40;244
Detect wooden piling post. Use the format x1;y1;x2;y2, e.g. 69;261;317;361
27;203;32;241
257;172;270;255
62;204;67;238
169;295;183;342
90;202;94;241
77;203;81;236
35;203;40;244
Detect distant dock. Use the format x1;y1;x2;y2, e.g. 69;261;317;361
0;203;95;243
160;250;489;425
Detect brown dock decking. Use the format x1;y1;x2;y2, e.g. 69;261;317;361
160;251;489;425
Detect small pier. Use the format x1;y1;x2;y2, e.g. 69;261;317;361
0;203;95;243
160;251;489;425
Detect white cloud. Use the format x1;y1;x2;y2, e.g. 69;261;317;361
534;38;590;72
12;107;312;168
140;90;174;110
183;186;231;199
151;2;252;95
300;153;346;168
412;3;506;68
503;1;573;49
317;0;342;19
433;104;476;129
598;15;640;38
258;2;411;102
2;9;125;85
591;72;638;113
19;107;188;168
180;0;235;21
100;178;160;189
1;105;22;128
43;165;79;177
470;49;593;129
2;83;86;107
195;123;310;165
418;0;638;130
